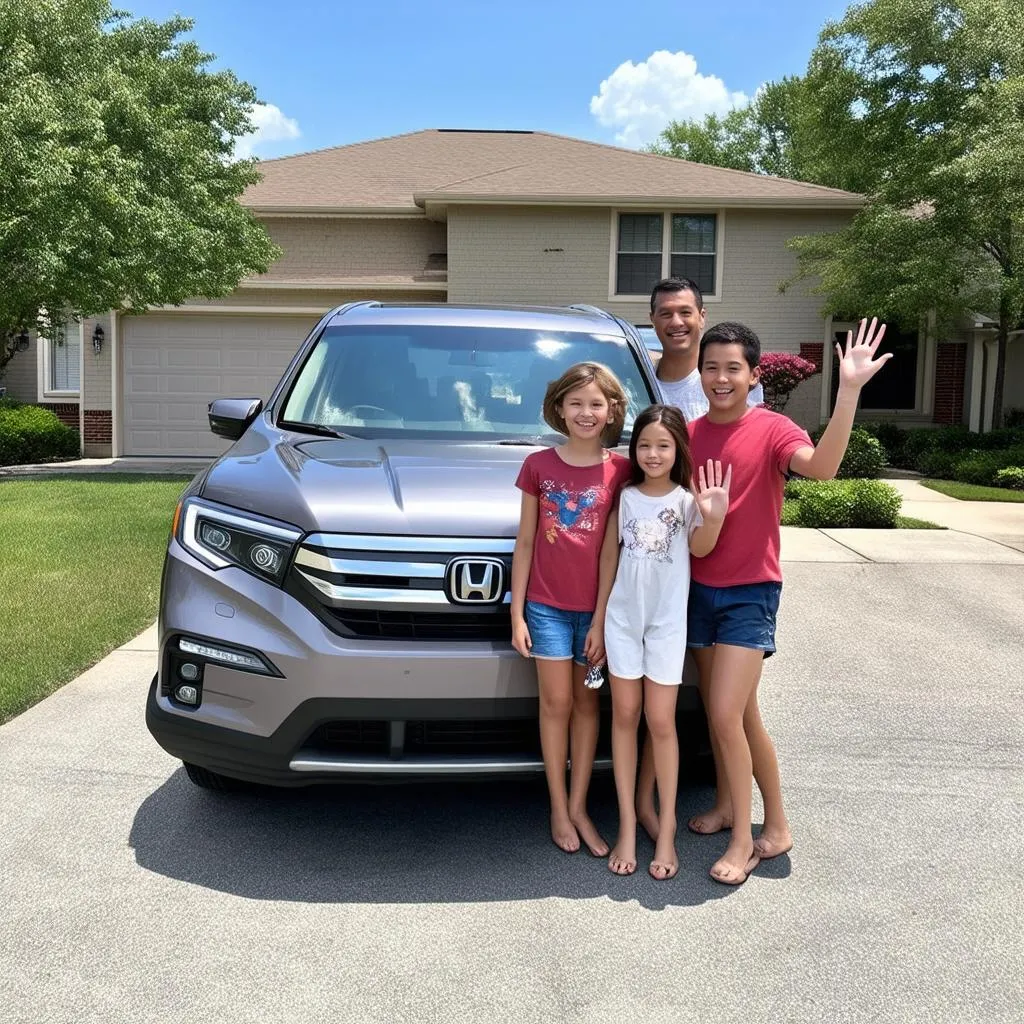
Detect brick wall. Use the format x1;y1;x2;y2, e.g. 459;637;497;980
40;403;79;430
933;342;967;425
84;410;111;443
799;342;824;372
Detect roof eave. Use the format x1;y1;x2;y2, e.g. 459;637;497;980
243;204;425;217
414;192;864;211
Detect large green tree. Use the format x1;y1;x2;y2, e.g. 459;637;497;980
0;0;280;377
652;0;1024;428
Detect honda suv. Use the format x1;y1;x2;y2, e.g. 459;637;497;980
146;301;702;788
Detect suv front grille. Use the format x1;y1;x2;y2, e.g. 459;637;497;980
306;718;542;758
290;534;514;641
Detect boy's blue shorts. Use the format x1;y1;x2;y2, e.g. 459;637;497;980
687;580;783;658
525;600;593;665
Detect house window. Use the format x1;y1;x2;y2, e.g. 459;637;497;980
670;215;716;296
48;323;80;392
617;214;663;295
615;212;717;297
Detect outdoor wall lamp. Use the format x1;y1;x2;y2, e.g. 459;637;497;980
92;324;104;355
15;329;30;352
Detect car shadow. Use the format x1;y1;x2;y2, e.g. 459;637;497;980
128;770;790;910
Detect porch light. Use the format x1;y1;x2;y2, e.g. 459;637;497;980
15;330;29;352
91;324;104;355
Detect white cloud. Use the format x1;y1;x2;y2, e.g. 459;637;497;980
235;103;302;158
590;50;750;148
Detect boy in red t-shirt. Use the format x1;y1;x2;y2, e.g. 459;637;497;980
681;318;891;885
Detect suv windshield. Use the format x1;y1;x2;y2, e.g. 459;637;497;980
280;324;654;440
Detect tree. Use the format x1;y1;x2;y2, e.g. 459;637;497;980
0;0;280;378
758;352;818;413
647;78;811;180
784;0;1024;428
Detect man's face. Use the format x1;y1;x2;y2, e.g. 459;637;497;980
650;288;707;357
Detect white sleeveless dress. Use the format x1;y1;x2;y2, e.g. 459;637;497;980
604;484;702;685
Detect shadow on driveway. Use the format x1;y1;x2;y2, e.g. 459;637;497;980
128;771;790;910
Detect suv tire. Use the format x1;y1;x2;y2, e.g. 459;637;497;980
183;761;251;792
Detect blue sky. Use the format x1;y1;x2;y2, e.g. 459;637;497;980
126;0;853;158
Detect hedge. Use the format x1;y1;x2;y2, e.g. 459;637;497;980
809;425;886;479
786;478;903;529
995;467;1024;490
0;399;80;466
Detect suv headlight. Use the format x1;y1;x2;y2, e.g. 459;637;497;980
176;498;302;586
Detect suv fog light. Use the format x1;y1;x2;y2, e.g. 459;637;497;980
175;684;200;705
179;662;199;681
179;638;269;673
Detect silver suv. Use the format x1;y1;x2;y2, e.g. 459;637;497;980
146;301;703;789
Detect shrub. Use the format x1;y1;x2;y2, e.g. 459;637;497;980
758;353;817;413
859;421;906;466
780;500;801;525
795;481;855;528
1004;408;1024;429
995;467;1024;490
836;428;886;479
792;478;902;528
848;479;903;527
0;401;79;466
917;448;960;479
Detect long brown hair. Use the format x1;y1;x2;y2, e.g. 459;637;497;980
628;404;693;487
542;362;627;445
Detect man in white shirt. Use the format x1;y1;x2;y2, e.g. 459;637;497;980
650;277;764;416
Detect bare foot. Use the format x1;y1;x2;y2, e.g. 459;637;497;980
649;824;678;880
637;803;660;843
754;825;793;859
709;842;760;886
550;814;580;854
687;806;733;835
570;810;609;857
607;831;637;876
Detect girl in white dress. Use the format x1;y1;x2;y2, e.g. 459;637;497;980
597;404;732;879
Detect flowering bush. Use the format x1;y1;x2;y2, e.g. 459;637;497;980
758;352;817;412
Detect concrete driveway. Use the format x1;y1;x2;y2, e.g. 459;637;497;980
1;552;1022;1023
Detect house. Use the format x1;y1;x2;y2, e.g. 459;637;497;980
5;128;1014;456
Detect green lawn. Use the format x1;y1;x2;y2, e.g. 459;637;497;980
0;475;190;723
921;479;1024;502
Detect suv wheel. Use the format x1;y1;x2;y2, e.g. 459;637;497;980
183;761;251;792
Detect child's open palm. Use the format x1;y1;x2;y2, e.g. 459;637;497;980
837;316;892;390
693;459;732;523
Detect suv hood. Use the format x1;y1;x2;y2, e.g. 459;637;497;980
200;435;543;537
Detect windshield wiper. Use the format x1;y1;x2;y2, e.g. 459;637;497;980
494;436;555;447
279;420;357;440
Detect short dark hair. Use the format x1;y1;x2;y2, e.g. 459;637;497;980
698;321;761;371
650;277;704;314
628;404;694;488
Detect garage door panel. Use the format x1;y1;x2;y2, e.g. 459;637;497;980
122;313;315;456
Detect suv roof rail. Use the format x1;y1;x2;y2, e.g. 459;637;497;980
329;300;381;319
566;303;616;321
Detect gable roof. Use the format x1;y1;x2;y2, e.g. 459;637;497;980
243;129;863;213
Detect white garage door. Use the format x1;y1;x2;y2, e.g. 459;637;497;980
122;314;316;456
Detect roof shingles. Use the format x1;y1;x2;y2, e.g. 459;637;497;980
243;130;863;211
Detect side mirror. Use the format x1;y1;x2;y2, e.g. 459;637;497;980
208;398;263;440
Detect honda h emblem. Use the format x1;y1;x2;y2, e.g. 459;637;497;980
445;557;505;604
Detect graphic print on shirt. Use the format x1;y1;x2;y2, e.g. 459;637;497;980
622;506;683;563
539;480;603;544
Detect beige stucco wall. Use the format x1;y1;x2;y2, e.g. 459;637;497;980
446;205;851;357
0;334;39;401
254;217;447;282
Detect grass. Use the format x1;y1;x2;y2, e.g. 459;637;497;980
781;499;943;529
0;475;190;723
921;479;1024;502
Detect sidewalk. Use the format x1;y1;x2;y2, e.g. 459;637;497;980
0;456;212;476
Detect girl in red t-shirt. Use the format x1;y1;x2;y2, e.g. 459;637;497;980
511;362;631;857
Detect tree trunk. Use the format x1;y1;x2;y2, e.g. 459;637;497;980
991;304;1009;431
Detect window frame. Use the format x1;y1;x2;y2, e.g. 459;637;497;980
608;209;724;303
36;319;82;400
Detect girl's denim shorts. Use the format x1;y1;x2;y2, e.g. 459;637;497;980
525;600;593;665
